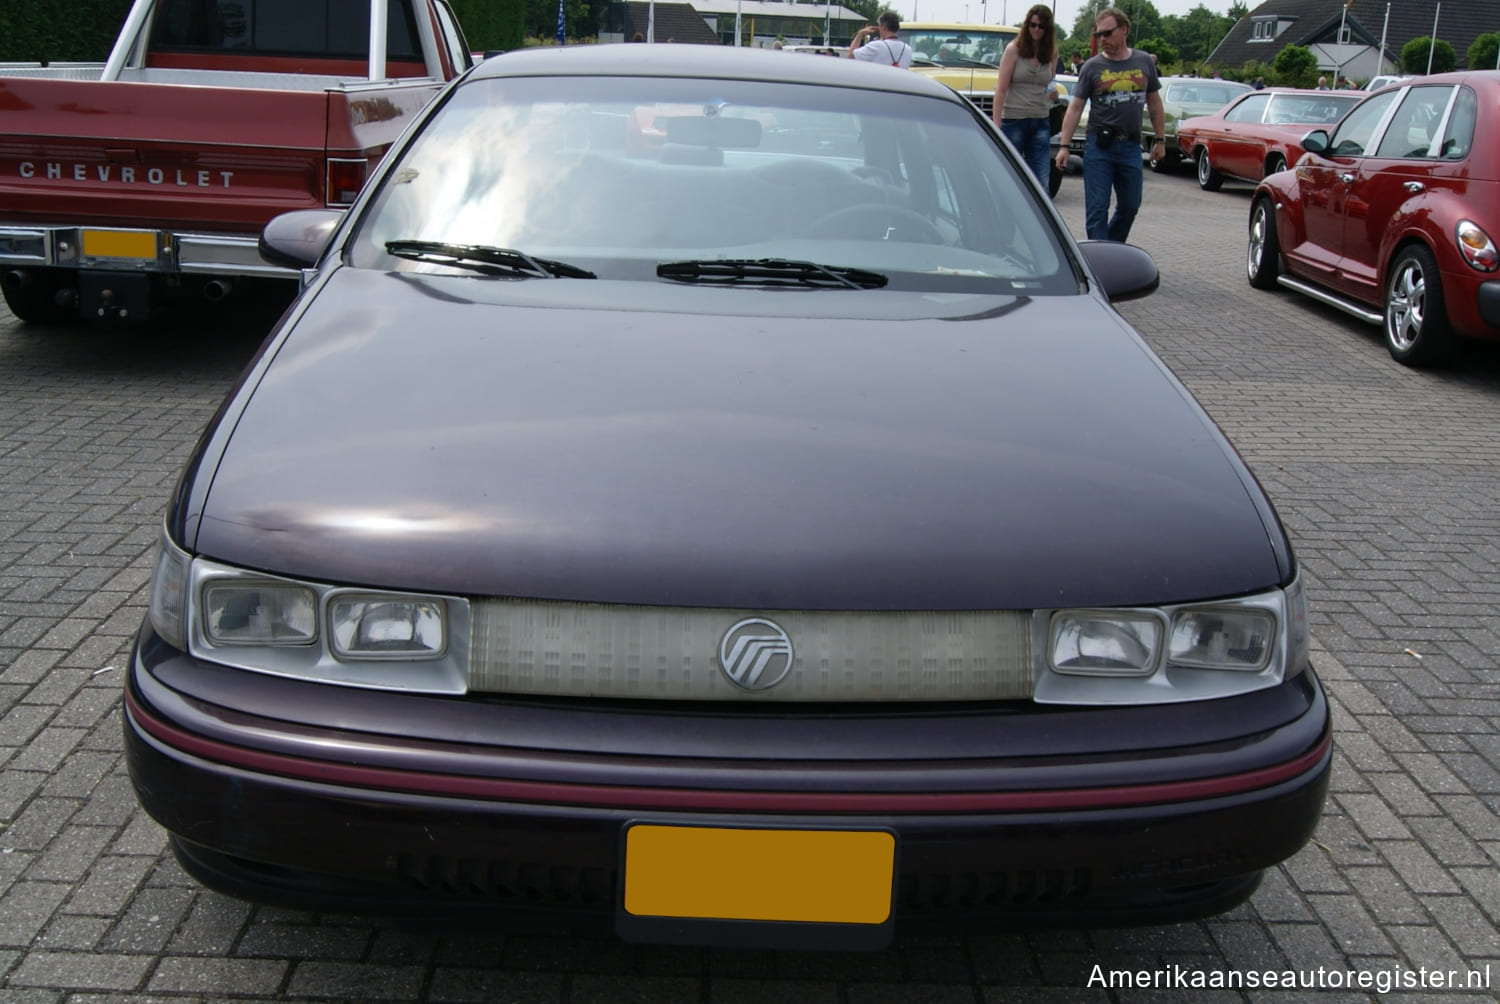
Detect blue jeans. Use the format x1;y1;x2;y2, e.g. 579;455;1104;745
1000;116;1051;190
1082;133;1144;242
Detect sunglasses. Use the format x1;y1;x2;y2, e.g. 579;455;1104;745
1092;24;1120;39
1027;20;1047;28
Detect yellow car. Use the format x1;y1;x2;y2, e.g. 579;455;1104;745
901;23;1020;117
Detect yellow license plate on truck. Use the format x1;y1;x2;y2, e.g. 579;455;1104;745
81;230;158;260
623;824;895;924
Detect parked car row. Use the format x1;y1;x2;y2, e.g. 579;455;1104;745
1176;88;1363;190
1247;70;1499;367
1057;68;1497;371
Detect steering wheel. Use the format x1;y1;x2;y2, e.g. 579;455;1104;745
802;204;945;243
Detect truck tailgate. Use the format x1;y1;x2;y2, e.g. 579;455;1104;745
0;76;442;234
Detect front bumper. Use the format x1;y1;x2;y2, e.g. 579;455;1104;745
125;624;1331;948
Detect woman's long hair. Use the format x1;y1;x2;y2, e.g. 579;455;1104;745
1015;4;1056;66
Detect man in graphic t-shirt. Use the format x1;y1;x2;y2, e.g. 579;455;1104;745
849;11;913;69
1053;7;1164;241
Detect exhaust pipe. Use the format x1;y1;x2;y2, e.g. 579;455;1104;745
203;278;233;301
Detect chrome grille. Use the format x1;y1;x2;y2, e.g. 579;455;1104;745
965;94;995;116
469;600;1033;701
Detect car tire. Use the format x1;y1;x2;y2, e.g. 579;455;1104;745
1196;148;1223;191
1;269;73;325
1384;244;1456;367
1265;153;1288;176
1149;149;1174;172
1247;197;1281;291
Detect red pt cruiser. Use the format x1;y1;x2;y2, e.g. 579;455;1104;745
1247;71;1500;366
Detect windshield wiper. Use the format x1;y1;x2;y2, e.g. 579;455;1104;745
385;240;596;279
657;258;887;289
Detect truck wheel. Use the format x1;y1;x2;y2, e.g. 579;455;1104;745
1;270;73;325
1385;244;1455;367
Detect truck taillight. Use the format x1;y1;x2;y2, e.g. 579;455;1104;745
326;158;368;208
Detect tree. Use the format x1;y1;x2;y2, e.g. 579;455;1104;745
0;0;130;61
1271;44;1318;89
1401;36;1456;75
1068;0;1161;50
1469;33;1500;72
1136;38;1177;69
454;0;526;51
1164;4;1234;66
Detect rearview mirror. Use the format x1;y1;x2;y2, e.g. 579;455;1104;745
1300;129;1330;155
661;116;762;149
259;209;343;270
1078;240;1159;303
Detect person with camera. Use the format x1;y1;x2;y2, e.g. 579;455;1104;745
849;11;912;69
1053;7;1164;242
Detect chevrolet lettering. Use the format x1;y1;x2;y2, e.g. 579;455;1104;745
17;163;234;188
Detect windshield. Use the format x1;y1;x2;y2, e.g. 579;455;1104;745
1265;92;1362;124
349;75;1071;295
903;28;1017;67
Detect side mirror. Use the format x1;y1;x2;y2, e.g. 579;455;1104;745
1300;129;1330;155
1078;240;1159;302
259;209;344;269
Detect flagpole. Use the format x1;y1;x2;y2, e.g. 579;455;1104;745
1426;3;1439;74
1377;3;1390;74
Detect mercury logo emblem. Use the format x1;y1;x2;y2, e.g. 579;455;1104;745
718;618;794;691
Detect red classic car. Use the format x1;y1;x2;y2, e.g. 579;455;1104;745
1176;88;1361;191
1247;72;1499;366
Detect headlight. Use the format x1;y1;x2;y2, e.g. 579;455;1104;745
1168;607;1273;670
1457;220;1498;272
145;554;472;693
1049;611;1161;676
1034;580;1306;705
203;581;317;646
329;596;445;659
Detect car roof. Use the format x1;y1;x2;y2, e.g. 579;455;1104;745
471;44;962;101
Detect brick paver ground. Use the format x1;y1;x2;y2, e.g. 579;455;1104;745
2;170;1498;1001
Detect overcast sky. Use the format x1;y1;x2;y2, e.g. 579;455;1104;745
898;0;1232;33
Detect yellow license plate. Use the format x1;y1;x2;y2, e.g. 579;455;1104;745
623;824;895;925
81;230;158;260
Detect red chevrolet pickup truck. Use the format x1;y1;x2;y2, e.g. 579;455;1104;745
0;0;473;322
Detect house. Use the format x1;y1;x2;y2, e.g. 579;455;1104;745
602;0;866;47
689;0;866;47
608;1;722;44
1208;0;1496;80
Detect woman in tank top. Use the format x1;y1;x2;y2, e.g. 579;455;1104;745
993;4;1058;188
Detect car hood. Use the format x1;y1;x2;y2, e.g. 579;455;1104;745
186;268;1288;610
911;66;997;95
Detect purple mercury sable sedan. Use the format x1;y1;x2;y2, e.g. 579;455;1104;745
126;44;1329;950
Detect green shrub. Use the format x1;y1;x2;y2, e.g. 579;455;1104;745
1401;36;1456;74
